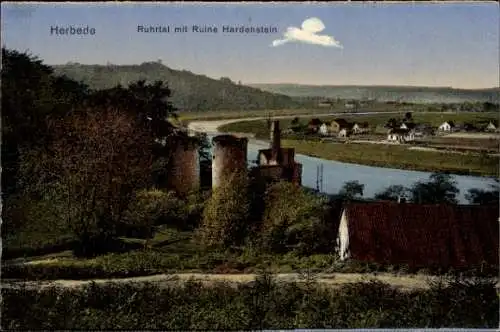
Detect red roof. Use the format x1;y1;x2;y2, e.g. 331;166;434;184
342;202;499;269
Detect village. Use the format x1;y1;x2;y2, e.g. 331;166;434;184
278;113;500;155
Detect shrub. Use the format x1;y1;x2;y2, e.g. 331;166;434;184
124;189;184;228
2;276;498;329
260;181;328;254
195;171;251;249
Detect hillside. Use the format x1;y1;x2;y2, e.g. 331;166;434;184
52;63;305;112
249;84;500;104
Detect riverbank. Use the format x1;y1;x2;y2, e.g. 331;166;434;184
216;120;499;177
279;139;498;177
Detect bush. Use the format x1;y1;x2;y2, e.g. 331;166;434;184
260;182;328;254
2;276;498;329
195;171;251;249
124;189;184;227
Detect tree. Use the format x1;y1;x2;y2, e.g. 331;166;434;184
29;108;154;256
374;185;409;201
338;180;365;200
260;181;327;254
195;171;250;249
291;117;300;126
385;118;399;129
465;179;499;205
196;132;211;164
409;172;459;204
1;48;89;198
404;112;413;122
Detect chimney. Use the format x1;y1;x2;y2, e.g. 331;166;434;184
270;120;281;163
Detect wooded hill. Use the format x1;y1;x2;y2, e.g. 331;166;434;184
53;62;306;111
249;84;500;104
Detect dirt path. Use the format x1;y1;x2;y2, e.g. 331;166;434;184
2;272;447;291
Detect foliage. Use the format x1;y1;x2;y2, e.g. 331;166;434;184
260;182;328;254
195;132;212;163
29;108;155;257
465;178;499;205
338;180;365;200
409;172;460;204
53;62;303;111
374;185;409;201
195;171;251;249
86;79;177;141
1;48;89;197
123;189;184;232
3;276;498;329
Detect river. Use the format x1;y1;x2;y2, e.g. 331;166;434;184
188;114;497;204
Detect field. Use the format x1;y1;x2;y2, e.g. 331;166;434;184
219;112;499;176
220;112;499;138
177;103;437;122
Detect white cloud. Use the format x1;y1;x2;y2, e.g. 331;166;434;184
271;17;343;49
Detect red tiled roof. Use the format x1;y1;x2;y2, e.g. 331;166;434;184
342;202;499;269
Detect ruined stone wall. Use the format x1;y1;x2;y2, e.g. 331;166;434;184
292;162;303;186
166;136;200;195
212;135;248;188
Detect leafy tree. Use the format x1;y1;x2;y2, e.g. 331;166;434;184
1;48;89;197
404;112;413;122
260;181;327;254
27;108;154;257
385;118;399;129
409;173;459;204
195;171;250;249
465;179;499;205
86;79;177;142
374;185;409;201
338;180;365;200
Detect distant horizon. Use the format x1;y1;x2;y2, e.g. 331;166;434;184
3;2;498;89
46;60;499;90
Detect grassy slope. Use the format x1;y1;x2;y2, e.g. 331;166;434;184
249;84;500;103
219;112;500;176
53;63;303;111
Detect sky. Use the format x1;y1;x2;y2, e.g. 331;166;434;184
2;2;499;89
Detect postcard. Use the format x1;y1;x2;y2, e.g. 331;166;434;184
2;2;499;330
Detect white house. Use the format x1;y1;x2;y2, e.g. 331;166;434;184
352;122;370;134
319;123;330;136
438;121;455;132
387;128;415;143
485;121;497;132
338;128;350;138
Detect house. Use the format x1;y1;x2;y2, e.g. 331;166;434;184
352;122;370;134
338;128;351;138
319;122;331;136
400;122;416;130
329;119;352;133
345;102;355;109
387;128;415;143
438;121;455;132
336;202;499;269
485;121;498;132
307;118;323;133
